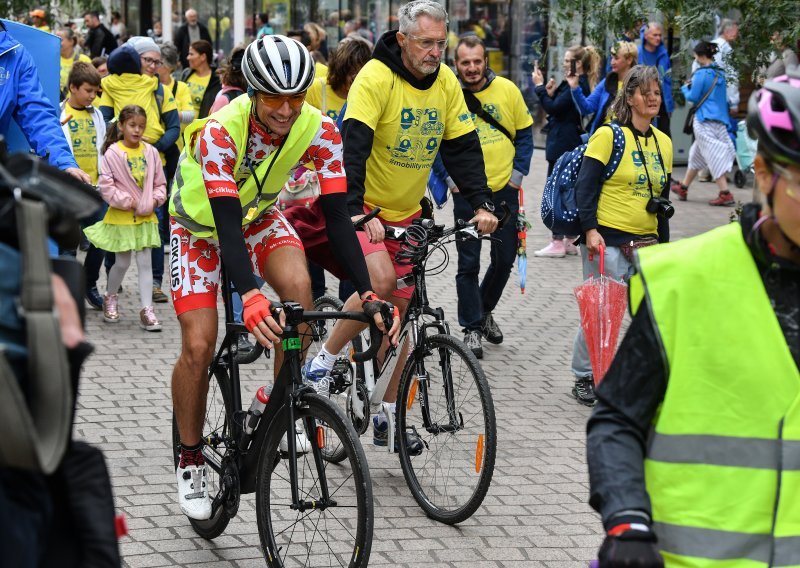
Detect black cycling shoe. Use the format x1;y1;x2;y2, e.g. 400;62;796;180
481;312;503;345
572;376;596;407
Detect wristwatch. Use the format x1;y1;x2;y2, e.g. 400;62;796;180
475;201;495;214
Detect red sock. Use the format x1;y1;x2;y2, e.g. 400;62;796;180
179;443;205;468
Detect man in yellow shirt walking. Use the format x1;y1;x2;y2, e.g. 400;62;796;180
434;35;534;358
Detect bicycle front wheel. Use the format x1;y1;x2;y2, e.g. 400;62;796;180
396;334;497;524
256;394;373;567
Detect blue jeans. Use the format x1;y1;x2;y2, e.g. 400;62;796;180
452;185;519;331
571;245;634;378
232;275;266;323
82;202;108;289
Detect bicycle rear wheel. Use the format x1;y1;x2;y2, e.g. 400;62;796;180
256;394;373;567
171;367;236;539
396;334;496;524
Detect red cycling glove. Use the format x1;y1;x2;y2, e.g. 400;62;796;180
242;293;272;333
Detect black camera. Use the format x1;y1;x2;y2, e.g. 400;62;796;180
646;196;675;219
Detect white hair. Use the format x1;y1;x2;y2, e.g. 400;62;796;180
646;21;663;33
185;8;197;18
398;0;448;35
719;18;738;34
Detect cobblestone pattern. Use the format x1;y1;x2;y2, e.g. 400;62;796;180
75;152;741;567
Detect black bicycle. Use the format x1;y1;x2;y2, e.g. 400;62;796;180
171;268;383;567
310;215;498;525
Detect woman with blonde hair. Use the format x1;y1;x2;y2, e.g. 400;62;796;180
568;41;638;135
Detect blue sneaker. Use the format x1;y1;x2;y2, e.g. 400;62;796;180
302;358;330;398
85;286;103;310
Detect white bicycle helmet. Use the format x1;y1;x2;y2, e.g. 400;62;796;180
243;35;315;95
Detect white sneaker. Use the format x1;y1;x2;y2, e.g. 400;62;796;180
176;464;212;520
280;424;310;454
533;239;566;258
564;240;579;255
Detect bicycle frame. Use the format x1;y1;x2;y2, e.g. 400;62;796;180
344;231;454;453
204;271;375;507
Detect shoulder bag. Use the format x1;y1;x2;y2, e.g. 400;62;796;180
683;71;720;136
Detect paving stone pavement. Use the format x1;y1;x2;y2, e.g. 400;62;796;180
75;151;746;567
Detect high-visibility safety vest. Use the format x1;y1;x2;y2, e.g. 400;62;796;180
170;96;321;238
629;222;800;567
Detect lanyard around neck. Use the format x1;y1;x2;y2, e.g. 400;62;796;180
631;128;665;198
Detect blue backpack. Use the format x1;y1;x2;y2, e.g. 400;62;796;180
540;122;626;236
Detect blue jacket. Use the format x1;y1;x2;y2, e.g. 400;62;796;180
571;74;620;135
535;75;589;163
0;22;78;170
638;29;674;114
682;65;730;124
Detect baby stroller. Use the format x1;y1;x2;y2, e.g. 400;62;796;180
734;120;758;188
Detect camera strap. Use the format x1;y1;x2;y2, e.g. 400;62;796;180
0;197;72;473
632;128;666;199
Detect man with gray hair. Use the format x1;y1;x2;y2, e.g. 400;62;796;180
174;8;211;69
639;22;673;137
302;0;498;452
713;18;740;118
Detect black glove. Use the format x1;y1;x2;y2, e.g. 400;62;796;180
598;528;664;568
361;293;396;331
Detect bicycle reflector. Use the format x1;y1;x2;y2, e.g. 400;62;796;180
407;377;418;410
475;434;485;473
316;425;325;449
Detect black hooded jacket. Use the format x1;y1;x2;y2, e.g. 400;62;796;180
342;31;491;217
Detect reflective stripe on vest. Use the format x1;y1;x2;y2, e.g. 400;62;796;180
169;97;321;238
632;222;800;567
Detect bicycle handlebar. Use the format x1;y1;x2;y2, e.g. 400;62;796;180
295;308;383;363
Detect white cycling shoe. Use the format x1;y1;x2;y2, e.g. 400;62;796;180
280;424;310;454
176;464;212;520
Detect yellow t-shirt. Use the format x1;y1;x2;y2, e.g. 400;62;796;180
98;74;178;149
586;125;673;236
469;77;533;191
306;78;347;123
64;103;99;184
186;73;211;116
603;81;623;125
60;53;92;96
167;78;194;150
345;61;475;221
119;141;146;188
315;62;329;80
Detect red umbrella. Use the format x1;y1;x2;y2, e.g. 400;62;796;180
573;245;628;385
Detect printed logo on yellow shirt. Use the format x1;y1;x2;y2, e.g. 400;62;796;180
390;107;444;168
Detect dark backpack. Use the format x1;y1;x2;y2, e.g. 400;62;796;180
540;122;625;236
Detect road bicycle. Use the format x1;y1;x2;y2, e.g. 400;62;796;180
309;215;498;525
171;266;384;567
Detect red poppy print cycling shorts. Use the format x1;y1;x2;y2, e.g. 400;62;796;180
169;207;303;315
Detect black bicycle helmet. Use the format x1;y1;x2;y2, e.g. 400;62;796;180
746;68;800;166
242;35;315;95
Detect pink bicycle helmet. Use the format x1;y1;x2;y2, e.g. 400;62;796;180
746;69;800;166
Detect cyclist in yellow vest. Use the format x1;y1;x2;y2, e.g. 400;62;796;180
168;35;398;521
587;70;800;567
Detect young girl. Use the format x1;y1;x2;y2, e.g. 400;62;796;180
84;105;167;331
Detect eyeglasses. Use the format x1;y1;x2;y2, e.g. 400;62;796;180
256;92;307;110
141;56;162;67
772;162;800;201
407;35;448;52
